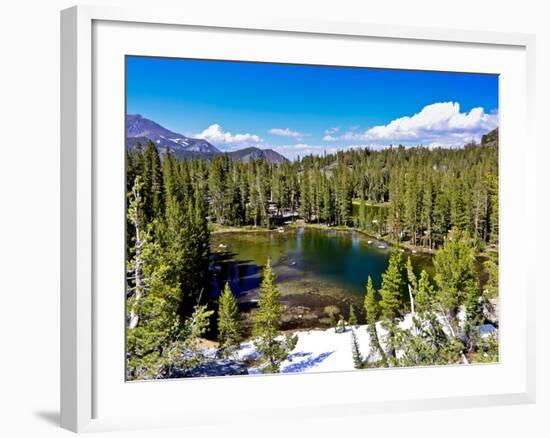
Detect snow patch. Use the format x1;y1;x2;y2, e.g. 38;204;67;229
201;314;497;375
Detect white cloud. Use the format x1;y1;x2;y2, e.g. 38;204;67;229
324;127;340;135
268;128;307;140
195;124;262;148
323;102;498;147
322;127;341;141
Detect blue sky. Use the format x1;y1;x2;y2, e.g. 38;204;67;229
126;56;498;159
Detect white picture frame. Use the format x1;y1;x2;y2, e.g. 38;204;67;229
60;4;537;433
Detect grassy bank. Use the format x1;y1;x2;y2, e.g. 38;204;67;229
209;223;278;234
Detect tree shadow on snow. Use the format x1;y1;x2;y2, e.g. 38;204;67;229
282;351;334;373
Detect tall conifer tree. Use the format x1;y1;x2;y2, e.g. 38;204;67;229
364;276;388;366
217;282;242;358
252;259;297;373
351;329;364;369
434;228;477;328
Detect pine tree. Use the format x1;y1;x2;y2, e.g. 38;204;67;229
167;304;214;374
488;173;499;244
379;249;405;321
351;329;364;369
406;256;417;317
142;140;164;222
358;192;366;229
421;176;434;249
415;270;435;315
464;280;484;353
159;151;211;316
247;163;260;226
474;332;498;363
388;169;404;241
189;186;211;303
208;155;229;224
337;168;353;226
252;259;297;373
325;306;338;332
379;248;405;359
127;176;146;330
434;228;477;328
364;277;379;326
163;194;191;311
404;169;421;245
433;176;452;247
300;168;311;222
483;253;498;301
129;142;144;189
348;304;357;326
364;276;388;366
126;177;186;380
394;315;463;367
217;283;241;358
321;181;333;225
162;150;182;205
450;179;469;232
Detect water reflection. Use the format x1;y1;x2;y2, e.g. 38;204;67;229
210;227;432;300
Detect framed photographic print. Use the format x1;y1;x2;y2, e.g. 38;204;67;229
61;5;536;433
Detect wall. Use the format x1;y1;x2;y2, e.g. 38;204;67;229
0;1;547;437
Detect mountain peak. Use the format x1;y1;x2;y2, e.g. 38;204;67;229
228;146;288;164
126;114;221;156
126;114;287;163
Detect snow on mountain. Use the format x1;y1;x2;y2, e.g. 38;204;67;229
126;114;221;156
126;114;288;163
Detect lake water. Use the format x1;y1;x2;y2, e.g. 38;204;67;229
210;227;433;303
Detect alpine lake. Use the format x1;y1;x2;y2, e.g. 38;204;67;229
210;226;434;335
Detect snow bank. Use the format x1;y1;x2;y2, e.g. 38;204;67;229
269;315;421;373
201;314;497;375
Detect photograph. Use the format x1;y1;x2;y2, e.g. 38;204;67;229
125;56;500;380
1;0;545;435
